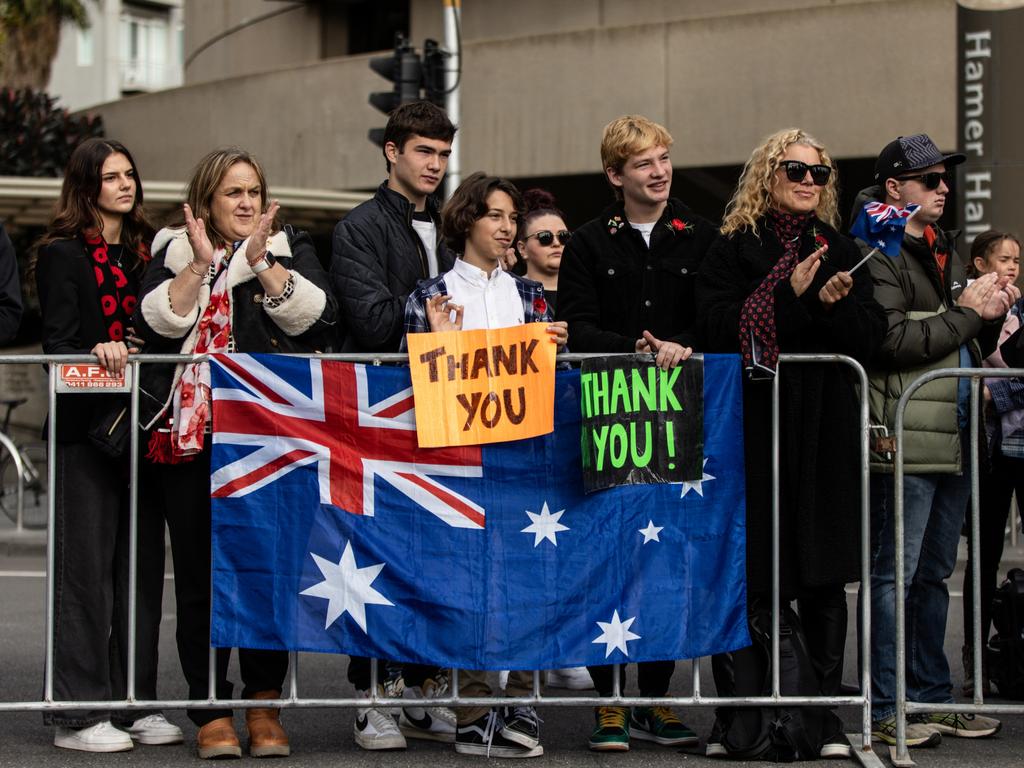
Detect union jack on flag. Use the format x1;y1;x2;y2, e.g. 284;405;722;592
850;201;921;257
210;353;485;528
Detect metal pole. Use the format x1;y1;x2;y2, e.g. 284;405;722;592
127;360;140;703
443;0;461;198
893;399;908;761
771;368;781;697
44;365;58;703
969;377;983;705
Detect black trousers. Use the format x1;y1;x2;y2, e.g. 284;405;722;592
587;661;676;699
46;442;164;727
143;448;287;727
962;449;1024;646
796;584;848;696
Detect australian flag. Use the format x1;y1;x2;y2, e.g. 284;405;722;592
208;353;749;670
850;201;921;257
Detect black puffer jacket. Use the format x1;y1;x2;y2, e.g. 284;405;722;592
556;198;716;352
331;183;454;352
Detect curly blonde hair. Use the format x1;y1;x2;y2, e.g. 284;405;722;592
721;128;839;236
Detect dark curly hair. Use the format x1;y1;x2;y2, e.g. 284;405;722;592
441;172;523;255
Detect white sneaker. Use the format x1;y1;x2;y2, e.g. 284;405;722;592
547;667;593;690
354;690;407;750
399;676;456;743
54;721;133;752
127;713;184;745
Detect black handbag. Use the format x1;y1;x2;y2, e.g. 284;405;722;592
87;402;131;458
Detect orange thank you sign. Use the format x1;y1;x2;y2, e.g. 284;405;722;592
407;324;557;448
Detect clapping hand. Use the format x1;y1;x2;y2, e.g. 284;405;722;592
790;245;828;297
183;203;214;268
246;200;280;266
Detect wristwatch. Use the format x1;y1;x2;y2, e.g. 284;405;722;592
250;251;276;274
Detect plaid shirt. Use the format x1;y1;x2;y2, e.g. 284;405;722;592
400;268;552;350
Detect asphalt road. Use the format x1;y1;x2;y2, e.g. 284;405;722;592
0;541;1022;767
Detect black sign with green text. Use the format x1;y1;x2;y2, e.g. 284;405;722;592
580;355;703;493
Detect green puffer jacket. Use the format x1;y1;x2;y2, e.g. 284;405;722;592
856;193;999;473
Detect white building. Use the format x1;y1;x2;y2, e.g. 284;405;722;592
47;0;184;111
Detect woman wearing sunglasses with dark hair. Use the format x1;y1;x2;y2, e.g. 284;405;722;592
514;189;570;315
696;128;885;759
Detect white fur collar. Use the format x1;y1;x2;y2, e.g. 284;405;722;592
155;227;292;289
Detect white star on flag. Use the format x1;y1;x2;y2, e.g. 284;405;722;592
593;610;641;658
300;540;394;633
521;501;569;547
638;520;663;544
680;457;716;498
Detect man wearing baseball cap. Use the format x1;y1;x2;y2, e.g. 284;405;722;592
854;134;1017;747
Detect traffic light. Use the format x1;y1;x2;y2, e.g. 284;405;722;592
368;34;424;148
422;38;449;109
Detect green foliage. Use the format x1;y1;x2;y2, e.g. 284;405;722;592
0;87;103;177
0;0;88;28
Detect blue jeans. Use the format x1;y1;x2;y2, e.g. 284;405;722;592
866;467;968;721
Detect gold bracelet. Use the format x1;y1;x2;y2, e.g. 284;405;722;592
186;259;207;278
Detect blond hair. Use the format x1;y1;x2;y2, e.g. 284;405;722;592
600;115;673;174
721;128;839;236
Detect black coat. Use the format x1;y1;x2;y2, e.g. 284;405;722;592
697;218;886;595
330;183;454;352
35;237;141;442
0;221;21;345
134;226;336;428
556;198;717;351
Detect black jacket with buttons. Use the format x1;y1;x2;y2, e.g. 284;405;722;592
556;198;717;352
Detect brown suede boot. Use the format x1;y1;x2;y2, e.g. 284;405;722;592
197;716;241;759
246;690;290;757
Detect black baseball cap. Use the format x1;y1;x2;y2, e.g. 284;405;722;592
873;134;966;183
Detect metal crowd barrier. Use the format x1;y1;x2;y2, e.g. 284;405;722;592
0;352;880;764
892;367;1024;766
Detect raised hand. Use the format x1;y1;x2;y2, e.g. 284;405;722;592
246;200;281;266
425;294;464;332
183;203;214;267
790;245;827;297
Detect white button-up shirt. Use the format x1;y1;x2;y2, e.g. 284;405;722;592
444;258;524;331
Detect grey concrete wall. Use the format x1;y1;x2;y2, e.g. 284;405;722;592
185;0;323;84
92;0;958;189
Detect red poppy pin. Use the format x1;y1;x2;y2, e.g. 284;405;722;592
666;218;693;234
533;297;547;315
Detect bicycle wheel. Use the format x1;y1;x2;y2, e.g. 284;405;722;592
0;442;49;529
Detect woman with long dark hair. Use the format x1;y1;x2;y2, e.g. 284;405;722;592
135;147;336;759
35;138;181;752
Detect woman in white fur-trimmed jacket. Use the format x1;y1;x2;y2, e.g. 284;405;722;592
134;148;335;760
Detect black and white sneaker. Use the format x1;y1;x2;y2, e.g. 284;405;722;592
455;709;543;758
399;677;456;743
502;706;541;749
354;690;406;751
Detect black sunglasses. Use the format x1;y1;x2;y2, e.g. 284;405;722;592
896;171;950;190
524;229;571;247
778;160;833;186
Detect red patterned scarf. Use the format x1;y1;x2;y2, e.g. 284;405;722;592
738;210;813;377
83;231;138;341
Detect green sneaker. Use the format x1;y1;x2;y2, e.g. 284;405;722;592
588;706;630;752
871;716;941;748
916;712;1001;738
630;706;698;746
